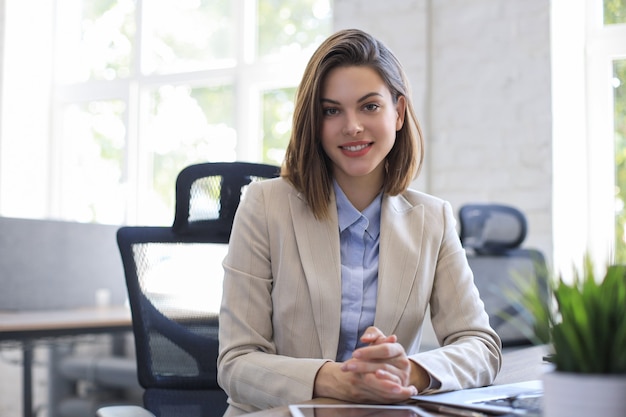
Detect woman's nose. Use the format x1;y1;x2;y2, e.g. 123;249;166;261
342;113;363;136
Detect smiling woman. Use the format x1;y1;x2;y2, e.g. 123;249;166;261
217;28;502;416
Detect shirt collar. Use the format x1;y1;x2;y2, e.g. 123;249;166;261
334;180;382;238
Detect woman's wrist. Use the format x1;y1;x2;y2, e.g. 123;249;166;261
410;360;431;392
313;361;339;398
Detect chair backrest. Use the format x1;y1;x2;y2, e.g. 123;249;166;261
459;204;527;254
117;162;279;416
459;203;549;347
118;227;227;390
172;162;280;238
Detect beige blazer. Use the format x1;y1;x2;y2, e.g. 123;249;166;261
217;178;502;415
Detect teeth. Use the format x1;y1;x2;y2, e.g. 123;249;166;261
343;144;368;151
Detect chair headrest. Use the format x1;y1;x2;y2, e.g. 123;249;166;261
459;203;527;254
172;162;279;238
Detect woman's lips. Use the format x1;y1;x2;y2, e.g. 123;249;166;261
339;142;373;156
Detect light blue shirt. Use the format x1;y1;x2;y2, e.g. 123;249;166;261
334;181;382;362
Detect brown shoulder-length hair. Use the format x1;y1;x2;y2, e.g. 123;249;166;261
281;28;424;220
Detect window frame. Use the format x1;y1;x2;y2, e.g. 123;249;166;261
552;0;626;275
585;0;626;264
46;0;322;225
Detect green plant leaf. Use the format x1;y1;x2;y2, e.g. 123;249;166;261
518;254;626;374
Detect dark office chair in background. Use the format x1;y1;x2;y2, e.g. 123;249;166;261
459;203;549;348
97;162;280;417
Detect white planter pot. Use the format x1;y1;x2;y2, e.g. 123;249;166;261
542;371;626;417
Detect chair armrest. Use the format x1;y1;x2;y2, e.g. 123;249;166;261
96;406;156;417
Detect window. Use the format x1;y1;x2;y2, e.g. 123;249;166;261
0;0;331;225
613;60;626;264
605;0;626;263
584;0;626;264
552;0;626;272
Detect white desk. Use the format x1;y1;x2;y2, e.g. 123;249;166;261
243;344;551;417
0;306;133;417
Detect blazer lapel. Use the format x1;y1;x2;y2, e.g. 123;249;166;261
375;193;424;334
288;190;342;359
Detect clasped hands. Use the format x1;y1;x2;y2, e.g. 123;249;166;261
313;326;429;403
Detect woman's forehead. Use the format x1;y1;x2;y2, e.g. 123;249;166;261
321;66;392;101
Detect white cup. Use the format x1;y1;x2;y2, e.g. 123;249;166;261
95;288;112;308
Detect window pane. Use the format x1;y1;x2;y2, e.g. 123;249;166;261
143;84;235;224
141;0;235;74
55;0;135;83
604;0;626;25
258;0;332;60
60;100;127;223
613;59;626;262
262;87;296;165
138;242;228;312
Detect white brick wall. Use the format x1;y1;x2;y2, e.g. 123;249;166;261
334;0;553;262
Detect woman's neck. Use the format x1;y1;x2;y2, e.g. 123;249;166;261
335;174;383;212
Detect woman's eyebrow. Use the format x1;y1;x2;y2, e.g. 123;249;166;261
320;92;383;105
357;92;383;102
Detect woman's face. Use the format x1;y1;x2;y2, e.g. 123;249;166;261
320;65;405;188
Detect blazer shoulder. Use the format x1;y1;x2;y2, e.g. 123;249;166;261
243;177;302;215
247;176;298;198
400;188;449;211
395;188;458;228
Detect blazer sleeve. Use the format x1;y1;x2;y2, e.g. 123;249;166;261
409;200;502;393
217;180;328;414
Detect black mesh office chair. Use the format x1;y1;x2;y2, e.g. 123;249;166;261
97;162;280;417
459;203;549;348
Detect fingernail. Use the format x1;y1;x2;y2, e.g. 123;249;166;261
342;362;356;371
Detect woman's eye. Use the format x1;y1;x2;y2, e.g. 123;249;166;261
323;108;338;116
364;103;380;111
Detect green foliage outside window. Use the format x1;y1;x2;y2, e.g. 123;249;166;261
257;0;331;59
142;0;234;74
262;87;296;165
149;85;236;216
613;60;626;262
54;0;330;224
59;0;135;82
604;0;626;24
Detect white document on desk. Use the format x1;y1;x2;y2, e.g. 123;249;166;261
412;380;543;415
289;404;435;417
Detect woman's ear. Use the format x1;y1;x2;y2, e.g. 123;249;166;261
395;95;407;131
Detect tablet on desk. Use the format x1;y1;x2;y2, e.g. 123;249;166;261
289;404;434;417
412;380;543;416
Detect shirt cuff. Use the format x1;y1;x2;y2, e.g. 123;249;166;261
426;374;442;390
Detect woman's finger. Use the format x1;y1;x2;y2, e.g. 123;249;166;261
359;327;389;345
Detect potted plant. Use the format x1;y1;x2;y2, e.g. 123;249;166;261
517;255;626;417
